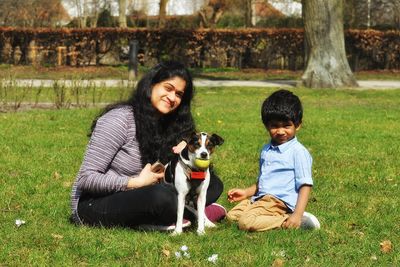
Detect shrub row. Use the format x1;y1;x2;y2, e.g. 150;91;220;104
0;27;399;70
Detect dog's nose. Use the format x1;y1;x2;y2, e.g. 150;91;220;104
200;152;208;159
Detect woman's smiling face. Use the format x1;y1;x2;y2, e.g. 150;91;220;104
150;76;186;115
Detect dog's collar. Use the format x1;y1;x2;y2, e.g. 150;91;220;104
191;171;206;180
178;155;206;180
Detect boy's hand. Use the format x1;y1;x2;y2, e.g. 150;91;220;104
228;184;257;203
282;185;312;229
282;213;302;229
227;189;247;203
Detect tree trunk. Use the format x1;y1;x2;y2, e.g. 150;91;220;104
89;0;102;28
198;0;226;28
301;0;358;88
158;0;169;28
244;0;253;27
119;0;127;28
199;10;209;28
79;0;89;28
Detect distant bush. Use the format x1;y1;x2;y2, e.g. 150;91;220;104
217;15;246;28
97;9;117;27
256;16;303;28
127;15;199;29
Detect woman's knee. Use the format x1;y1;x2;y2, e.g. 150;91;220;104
149;184;177;211
206;173;224;204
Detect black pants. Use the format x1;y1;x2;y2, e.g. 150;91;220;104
77;173;223;228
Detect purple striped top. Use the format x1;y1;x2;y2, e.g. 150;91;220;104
70;106;142;223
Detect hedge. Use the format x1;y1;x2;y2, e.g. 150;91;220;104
0;27;399;70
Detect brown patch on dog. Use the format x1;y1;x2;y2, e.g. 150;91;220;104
187;133;203;153
204;137;216;154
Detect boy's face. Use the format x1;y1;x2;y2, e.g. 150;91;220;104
266;120;300;145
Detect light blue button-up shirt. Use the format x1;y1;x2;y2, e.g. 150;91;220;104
251;137;313;211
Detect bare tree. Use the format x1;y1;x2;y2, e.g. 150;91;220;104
199;0;226;28
0;0;29;26
119;0;127;27
72;0;88;28
88;0;103;27
0;0;69;27
158;0;169;28
35;0;71;27
394;0;400;29
68;0;113;28
244;0;253;27
301;0;358;88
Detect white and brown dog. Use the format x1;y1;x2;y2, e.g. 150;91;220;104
156;132;224;235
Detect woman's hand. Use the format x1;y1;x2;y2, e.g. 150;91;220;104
172;140;187;154
127;163;164;189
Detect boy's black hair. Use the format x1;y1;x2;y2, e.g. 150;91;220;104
261;89;303;127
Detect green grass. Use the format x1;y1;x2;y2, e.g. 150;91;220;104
1;64;400;81
1;87;399;266
0;64;134;80
0;81;133;111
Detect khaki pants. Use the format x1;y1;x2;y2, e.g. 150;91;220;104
227;195;289;232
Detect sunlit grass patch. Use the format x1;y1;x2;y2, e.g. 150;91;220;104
0;87;399;265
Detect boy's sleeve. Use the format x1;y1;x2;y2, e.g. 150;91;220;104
293;147;313;191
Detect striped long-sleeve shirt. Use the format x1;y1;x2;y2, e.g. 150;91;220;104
70;106;142;224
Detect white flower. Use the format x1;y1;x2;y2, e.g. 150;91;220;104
15;219;26;227
180;245;188;252
271;250;286;257
175;251;182;259
207;254;218;263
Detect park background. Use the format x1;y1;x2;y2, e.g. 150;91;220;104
0;0;399;266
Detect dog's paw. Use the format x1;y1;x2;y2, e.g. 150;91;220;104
205;219;216;228
205;223;217;228
205;222;216;228
196;229;205;235
171;230;182;236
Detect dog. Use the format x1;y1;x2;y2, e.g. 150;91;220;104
153;132;224;235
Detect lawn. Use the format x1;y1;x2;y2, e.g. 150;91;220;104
0;87;399;266
1;64;400;81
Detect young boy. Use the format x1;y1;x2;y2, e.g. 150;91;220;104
227;89;320;231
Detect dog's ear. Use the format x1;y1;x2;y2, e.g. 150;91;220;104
183;131;199;145
180;146;190;160
210;134;224;146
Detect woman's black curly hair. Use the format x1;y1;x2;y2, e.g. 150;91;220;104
90;61;195;166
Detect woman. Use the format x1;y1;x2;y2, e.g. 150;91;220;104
70;61;225;230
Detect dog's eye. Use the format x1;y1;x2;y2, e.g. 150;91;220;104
187;142;201;153
206;143;214;149
189;138;199;146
